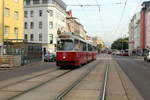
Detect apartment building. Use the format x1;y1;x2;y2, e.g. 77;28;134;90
0;0;24;54
128;13;141;55
66;10;87;39
142;1;150;50
139;1;150;55
24;0;66;53
92;36;104;47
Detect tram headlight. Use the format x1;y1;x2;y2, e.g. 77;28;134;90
63;56;66;59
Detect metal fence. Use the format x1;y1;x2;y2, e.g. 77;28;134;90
4;42;42;65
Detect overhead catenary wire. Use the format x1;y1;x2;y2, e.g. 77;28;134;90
67;2;124;7
134;0;143;12
94;0;106;37
74;0;91;31
114;0;128;35
75;0;90;20
95;0;101;17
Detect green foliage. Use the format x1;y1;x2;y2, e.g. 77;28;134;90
96;43;103;50
111;37;129;50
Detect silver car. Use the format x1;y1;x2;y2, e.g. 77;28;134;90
144;52;150;62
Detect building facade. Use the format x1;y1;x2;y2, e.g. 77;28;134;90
140;1;150;55
134;13;140;49
24;0;66;53
144;2;150;50
128;20;134;55
79;24;87;40
66;10;87;39
0;0;24;54
128;13;141;55
92;36;104;47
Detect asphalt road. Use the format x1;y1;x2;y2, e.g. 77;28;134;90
0;62;57;81
114;56;150;100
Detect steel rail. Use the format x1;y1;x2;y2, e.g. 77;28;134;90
0;68;58;89
55;61;100;100
100;57;110;100
8;70;72;100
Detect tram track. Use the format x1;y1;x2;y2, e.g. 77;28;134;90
0;59;102;100
8;70;72;100
100;57;110;100
0;68;58;89
54;60;101;100
10;60;100;100
56;55;113;100
0;68;73;100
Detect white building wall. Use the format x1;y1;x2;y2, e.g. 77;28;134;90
24;7;49;43
129;21;134;51
133;13;140;49
24;0;66;53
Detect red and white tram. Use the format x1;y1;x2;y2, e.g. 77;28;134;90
56;32;97;67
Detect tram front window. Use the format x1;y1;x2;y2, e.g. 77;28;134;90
57;40;74;51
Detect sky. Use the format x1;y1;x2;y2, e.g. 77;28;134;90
63;0;144;46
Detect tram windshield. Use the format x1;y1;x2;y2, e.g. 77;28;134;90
57;39;74;51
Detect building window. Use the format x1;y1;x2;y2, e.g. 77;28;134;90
4;26;9;34
49;34;53;44
33;0;40;4
30;34;34;41
48;10;53;17
30;10;34;17
39;34;42;41
14;11;19;20
43;0;48;4
24;11;28;18
14;0;19;3
14;27;18;35
24;34;28;41
39;10;42;17
39;22;42;29
26;0;30;5
24;22;28;29
30;22;34;29
4;8;10;16
49;22;53;29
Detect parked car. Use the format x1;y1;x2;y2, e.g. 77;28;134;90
116;51;121;56
112;52;116;55
144;52;150;62
122;52;129;56
44;53;56;62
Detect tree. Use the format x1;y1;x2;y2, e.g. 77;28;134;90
111;37;128;50
96;43;103;50
96;43;103;53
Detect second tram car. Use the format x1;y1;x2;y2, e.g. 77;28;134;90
56;32;97;67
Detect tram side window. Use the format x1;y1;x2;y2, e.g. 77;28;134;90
80;41;84;51
94;46;96;51
88;44;90;51
88;44;92;51
74;40;80;51
83;42;87;51
92;46;96;51
74;40;79;51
